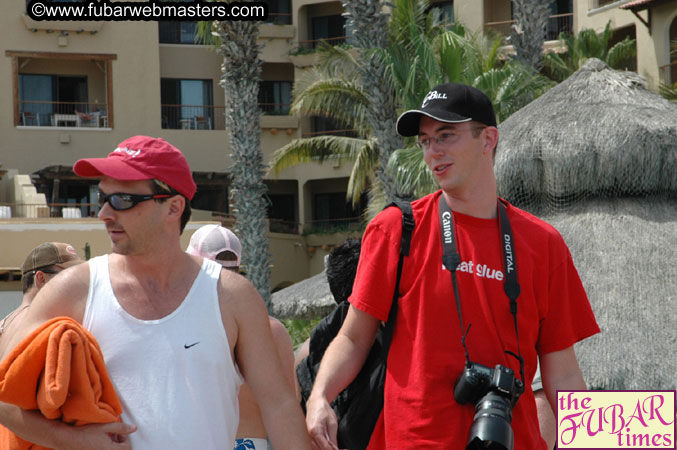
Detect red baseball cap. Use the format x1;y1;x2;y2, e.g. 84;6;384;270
73;136;197;200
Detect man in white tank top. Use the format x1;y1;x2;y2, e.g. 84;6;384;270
0;136;312;450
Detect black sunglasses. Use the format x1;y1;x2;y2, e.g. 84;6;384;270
98;191;172;211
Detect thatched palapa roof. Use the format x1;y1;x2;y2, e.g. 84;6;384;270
270;271;336;320
496;58;677;215
547;199;676;390
496;59;677;390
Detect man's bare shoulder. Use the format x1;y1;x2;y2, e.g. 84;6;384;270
0;262;90;359
29;262;90;320
217;270;266;315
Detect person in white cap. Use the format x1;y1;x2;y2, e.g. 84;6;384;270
187;224;296;450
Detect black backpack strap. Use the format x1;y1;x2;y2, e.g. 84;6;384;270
381;201;415;356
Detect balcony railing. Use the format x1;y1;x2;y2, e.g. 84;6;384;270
294;36;352;52
260;102;292;115
303;217;364;234
161;104;224;130
659;61;677;86
301;129;358;138
211;212;301;234
161;103;291;129
267;13;292;25
0;203;99;219
18;101;109;128
484;13;574;42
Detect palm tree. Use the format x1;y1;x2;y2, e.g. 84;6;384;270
198;20;272;306
509;0;552;70
342;0;405;205
543;21;636;82
270;3;553;214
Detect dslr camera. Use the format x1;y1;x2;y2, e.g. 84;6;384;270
454;362;524;450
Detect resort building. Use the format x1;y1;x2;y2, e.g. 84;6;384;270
1;0;675;308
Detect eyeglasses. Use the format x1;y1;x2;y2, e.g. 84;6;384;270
98;191;172;211
416;127;486;151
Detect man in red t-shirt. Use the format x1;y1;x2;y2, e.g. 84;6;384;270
305;83;600;449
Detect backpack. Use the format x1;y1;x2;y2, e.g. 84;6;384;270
296;201;415;450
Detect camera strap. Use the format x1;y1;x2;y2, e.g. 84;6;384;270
438;195;525;383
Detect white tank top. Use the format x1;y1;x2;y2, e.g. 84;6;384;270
83;255;243;450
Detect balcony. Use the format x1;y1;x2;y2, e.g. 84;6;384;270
19;101;109;128
161;104;224;130
484;13;574;42
260;102;292;115
8;51;116;129
161;103;294;130
302;217;364;234
211;212;301;234
292;36;352;54
267;12;293;25
301;129;358;138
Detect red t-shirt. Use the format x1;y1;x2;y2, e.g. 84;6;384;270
349;191;600;449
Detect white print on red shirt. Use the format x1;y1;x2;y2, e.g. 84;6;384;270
452;260;505;281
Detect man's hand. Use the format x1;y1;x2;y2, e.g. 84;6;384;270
305;395;340;450
56;422;137;450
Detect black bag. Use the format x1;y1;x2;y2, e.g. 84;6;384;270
296;202;415;450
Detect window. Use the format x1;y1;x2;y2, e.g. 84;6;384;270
431;1;454;24
19;74;91;126
311;14;346;47
263;0;292;24
192;187;228;213
267;194;298;233
258;81;292;115
159;21;199;44
313;192;364;220
161;79;213;129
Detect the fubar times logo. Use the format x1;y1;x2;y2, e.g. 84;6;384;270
557;390;676;449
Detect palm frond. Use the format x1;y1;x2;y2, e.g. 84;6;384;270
606;37;637;70
386;145;437;199
658;83;677;102
268;135;369;174
290;79;371;135
347;138;380;206
314;42;361;79
195;21;221;47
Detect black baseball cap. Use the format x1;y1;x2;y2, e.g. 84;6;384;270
396;83;497;136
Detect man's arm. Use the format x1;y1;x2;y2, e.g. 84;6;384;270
0;404;135;450
222;274;311;450
305;305;380;450
269;317;297;395
540;345;587;415
0;264;136;449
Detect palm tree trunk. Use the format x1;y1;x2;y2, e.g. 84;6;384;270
212;20;272;307
343;0;407;203
510;0;552;71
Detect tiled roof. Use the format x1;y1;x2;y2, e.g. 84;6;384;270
619;0;656;9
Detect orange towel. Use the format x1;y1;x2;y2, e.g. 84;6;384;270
0;317;122;450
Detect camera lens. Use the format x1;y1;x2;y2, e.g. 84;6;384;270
465;392;514;450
